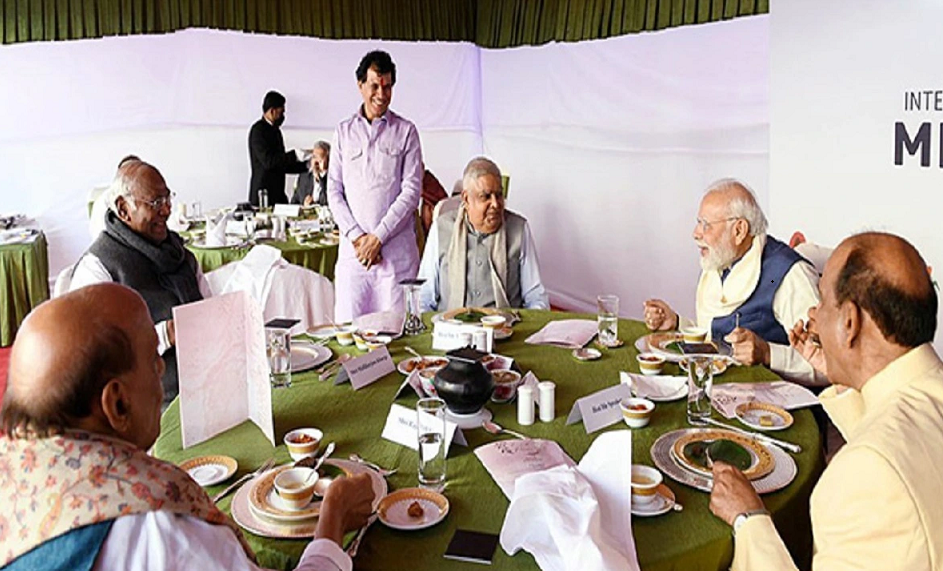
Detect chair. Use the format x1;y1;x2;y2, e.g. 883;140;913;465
206;245;334;335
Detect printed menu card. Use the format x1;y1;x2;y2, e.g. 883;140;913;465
174;291;275;448
474;439;576;499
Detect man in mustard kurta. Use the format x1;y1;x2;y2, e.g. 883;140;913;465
709;232;943;571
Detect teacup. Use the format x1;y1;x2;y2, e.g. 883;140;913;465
620;397;655;428
335;326;356;346
480;315;507;329
365;334;392;351
353;329;379;351
631;465;663;505
284;428;323;461
490;369;523;403
636;352;665;376
680;326;707;344
273;468;318;510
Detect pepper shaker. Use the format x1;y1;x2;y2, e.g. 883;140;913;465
538;381;555;423
518;385;535;426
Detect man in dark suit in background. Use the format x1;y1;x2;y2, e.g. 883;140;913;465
248;90;308;206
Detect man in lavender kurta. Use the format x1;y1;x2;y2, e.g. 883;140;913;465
328;50;423;321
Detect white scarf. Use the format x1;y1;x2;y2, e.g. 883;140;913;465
445;204;510;310
695;234;767;338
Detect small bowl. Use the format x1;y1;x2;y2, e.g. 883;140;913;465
353;329;378;351
335;326;356;346
284;428;323;461
365;334;392;351
636;352;665;376
631;465;663;505
418;368;441;397
572;347;602;361
680;326;707;344
273;468;318;510
620;397;655;428
480;315;507;329
490;369;523;403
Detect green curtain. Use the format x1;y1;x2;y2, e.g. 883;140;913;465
1;0;767;47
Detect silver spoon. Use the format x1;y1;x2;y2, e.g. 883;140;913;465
349;454;398;477
404;346;423;360
319;354;352;381
310;442;336;477
482;420;528;440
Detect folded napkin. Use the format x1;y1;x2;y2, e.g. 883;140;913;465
219;244;284;305
620;372;687;400
205;212;233;247
499;431;639;571
291;219;322;233
525;320;598;349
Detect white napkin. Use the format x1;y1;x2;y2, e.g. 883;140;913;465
500;431;639;571
525;320;598;349
205;212;232;247
620;372;687;400
219;244;284;306
711;380;819;419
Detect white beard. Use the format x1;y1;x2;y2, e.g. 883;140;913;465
698;230;739;273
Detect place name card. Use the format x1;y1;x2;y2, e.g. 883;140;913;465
381;403;467;454
273;204;300;217
565;383;632;434
432;321;493;352
335;347;395;390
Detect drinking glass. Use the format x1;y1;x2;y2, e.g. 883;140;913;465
686;355;714;425
416;397;447;491
402;280;426;336
190;201;202;219
597;294;619;347
244;216;257;241
266;327;292;389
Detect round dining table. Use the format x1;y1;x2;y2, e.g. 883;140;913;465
186;236;339;281
154;310;824;571
0;231;49;347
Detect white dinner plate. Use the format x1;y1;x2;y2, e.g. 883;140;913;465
397;355;450;376
291;342;332;372
179;455;238;487
377;488;449;531
188;235;245;249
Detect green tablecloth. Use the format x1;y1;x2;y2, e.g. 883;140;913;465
0;232;50;347
187;237;339;281
154;311;823;571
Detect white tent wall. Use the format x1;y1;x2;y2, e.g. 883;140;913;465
769;0;943;350
1;18;770;323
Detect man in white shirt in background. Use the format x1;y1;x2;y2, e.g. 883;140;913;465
418;156;549;312
70;159;211;405
643;178;825;386
0;283;374;571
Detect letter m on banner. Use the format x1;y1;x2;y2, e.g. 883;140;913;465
894;122;932;167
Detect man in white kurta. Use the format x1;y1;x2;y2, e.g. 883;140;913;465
643;179;825;386
709;232;943;571
328;50;422;321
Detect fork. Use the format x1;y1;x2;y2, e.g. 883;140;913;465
212;457;275;503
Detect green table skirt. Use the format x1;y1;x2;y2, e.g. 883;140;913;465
187;237;338;281
0;232;50;347
154;311;823;571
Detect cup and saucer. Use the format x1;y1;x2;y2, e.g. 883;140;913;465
631;465;677;517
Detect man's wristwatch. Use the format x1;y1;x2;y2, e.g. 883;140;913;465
732;508;770;536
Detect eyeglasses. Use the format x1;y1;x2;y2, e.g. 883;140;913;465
695;216;739;232
129;191;175;210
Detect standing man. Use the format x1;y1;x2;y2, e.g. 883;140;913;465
248;90;308;206
292;141;331;206
328;50;423;321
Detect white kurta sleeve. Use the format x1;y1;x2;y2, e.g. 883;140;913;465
771;262;828;386
519;222;549;309
416;223;441;312
96;512;351;571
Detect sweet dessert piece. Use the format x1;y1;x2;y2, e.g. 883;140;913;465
407;501;424;518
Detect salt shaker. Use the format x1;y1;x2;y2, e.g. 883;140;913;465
538;381;555;422
518;385;535;426
472;329;488;352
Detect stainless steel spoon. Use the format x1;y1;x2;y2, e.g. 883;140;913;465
349;453;398;477
482;420;528;440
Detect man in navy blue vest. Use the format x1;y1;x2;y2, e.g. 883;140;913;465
644;179;826;386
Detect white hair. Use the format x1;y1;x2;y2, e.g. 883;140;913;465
704;178;768;236
462;157;502;192
107;159;146;212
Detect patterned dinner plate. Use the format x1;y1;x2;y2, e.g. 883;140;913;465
634;333;685;363
651;428;796;494
670;429;774;480
735;401;794;431
231;459;387;538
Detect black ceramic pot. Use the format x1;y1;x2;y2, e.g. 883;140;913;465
433;347;494;415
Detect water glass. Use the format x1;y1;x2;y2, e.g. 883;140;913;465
190;201;202;219
266;327;292;389
416;397;447;491
597;294;619;347
258;189;269;210
686;355;714;425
